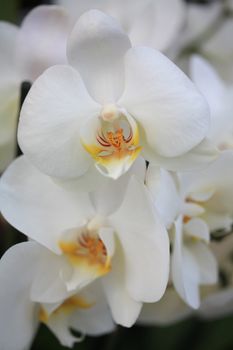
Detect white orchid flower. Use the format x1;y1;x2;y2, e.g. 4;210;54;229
146;151;233;308
0;5;71;172
191;55;233;151
0;155;169;327
55;0;185;53
171;215;217;309
0;241;115;349
143;230;233;323
18;9;214;180
179;151;233;233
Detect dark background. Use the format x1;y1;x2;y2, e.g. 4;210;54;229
1;0;233;349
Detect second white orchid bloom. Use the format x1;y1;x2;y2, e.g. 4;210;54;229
0;156;169;327
18;10;213;180
0;241;115;349
146;153;233;308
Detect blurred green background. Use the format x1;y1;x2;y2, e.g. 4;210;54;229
1;0;233;349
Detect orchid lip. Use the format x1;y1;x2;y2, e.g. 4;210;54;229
81;107;142;178
59;226;111;277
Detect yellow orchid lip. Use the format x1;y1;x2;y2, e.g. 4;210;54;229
82;113;141;178
59;232;111;277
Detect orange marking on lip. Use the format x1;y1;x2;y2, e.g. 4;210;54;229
59;233;111;276
183;215;191;224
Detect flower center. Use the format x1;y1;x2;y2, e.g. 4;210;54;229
59;228;111;275
81;105;141;178
76;232;107;266
96;125;133;152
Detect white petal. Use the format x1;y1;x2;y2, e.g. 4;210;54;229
180;150;233;217
53;164;106;193
187;188;216;202
17;6;71;81
54;156;145;195
67;10;131;104
180;249;200;309
146;166;180;228
63;261;104;294
71;301;115;336
110;176;169;302
39;281;113;345
182;203;205;217
189;242;217;285
119;47;210;157
30;248;71;304
18;65;101;179
44;308;81;348
144;138;218;172
90;156;146;216
0;242;40;350
184;218;210;242
0;156;94;253
172;217;200;309
102;245;142;327
70;281;115;336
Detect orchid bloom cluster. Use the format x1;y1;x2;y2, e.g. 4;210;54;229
0;1;233;349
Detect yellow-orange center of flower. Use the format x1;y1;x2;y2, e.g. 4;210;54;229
77;233;107;266
59;232;111;276
97;127;133;152
81;108;141;178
